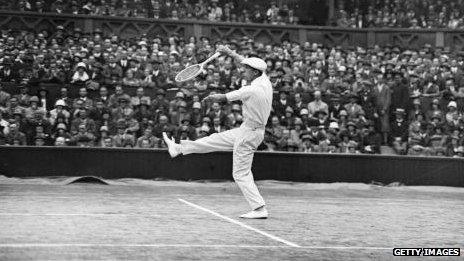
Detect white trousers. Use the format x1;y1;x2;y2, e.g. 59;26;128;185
180;126;265;210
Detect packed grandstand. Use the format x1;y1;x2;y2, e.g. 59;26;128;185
0;0;463;157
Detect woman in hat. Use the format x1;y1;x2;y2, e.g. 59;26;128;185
71;62;89;85
408;121;428;147
445;101;460;124
425;98;444;123
52;121;71;142
338;130;354;153
281;106;295;128
287;117;304;151
408;98;421;122
337;109;349;130
447;129;464;156
24;96;46;120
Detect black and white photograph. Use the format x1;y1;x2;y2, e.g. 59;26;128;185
0;0;463;260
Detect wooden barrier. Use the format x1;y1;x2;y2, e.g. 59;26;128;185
1;146;463;187
1;11;464;49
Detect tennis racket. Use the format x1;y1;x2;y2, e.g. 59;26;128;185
175;52;221;82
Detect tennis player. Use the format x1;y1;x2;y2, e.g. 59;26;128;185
163;45;272;219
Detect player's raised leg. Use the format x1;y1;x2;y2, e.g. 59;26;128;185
162;128;240;158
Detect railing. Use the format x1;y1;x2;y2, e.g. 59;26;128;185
2;11;464;49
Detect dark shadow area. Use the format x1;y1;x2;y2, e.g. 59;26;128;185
67;176;109;185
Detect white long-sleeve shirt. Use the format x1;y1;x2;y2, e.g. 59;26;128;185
226;74;273;128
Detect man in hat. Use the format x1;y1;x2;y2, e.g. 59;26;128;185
344;94;364;120
5;123;26;145
273;87;292;118
153;114;175;140
371;68;391;144
361;120;381;154
24;96;46;120
103;55;123;84
0;58;19;82
390;108;408;143
151;89;169;113
390;70;409;114
118;51;130;74
148;60;167;89
329;96;343;121
163;46;272;219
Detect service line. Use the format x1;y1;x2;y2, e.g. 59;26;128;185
178;198;301;248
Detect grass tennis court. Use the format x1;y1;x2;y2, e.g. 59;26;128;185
0;176;463;260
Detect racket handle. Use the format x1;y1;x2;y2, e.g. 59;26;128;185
201;52;221;66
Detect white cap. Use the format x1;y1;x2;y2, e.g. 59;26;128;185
300;108;309;115
448;101;457;108
77;62;86;68
329;121;339;129
241;57;267;71
175;92;185;98
200;125;210;132
55;99;66;107
193;102;201;109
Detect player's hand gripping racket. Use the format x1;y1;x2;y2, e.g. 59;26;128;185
175;52;221;83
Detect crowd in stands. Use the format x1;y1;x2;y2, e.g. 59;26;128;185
0;28;463;157
2;0;299;24
335;0;464;28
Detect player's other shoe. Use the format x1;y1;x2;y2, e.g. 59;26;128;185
239;207;268;219
162;132;181;158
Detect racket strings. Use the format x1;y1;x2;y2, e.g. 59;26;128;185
176;65;201;82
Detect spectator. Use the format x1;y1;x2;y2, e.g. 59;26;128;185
136;127;159;148
337;0;464;29
5;123;27;145
0;29;463;157
390;108;409;142
308;91;328;118
371;69;391;144
70;62;89;84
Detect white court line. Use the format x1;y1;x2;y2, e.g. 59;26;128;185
178;198;301;248
0;243;393;250
0;213;163;217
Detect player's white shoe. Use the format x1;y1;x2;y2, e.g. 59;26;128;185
163;132;181;158
239;207;268;219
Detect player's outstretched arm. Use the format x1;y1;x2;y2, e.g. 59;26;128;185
202;94;227;103
217;45;245;63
